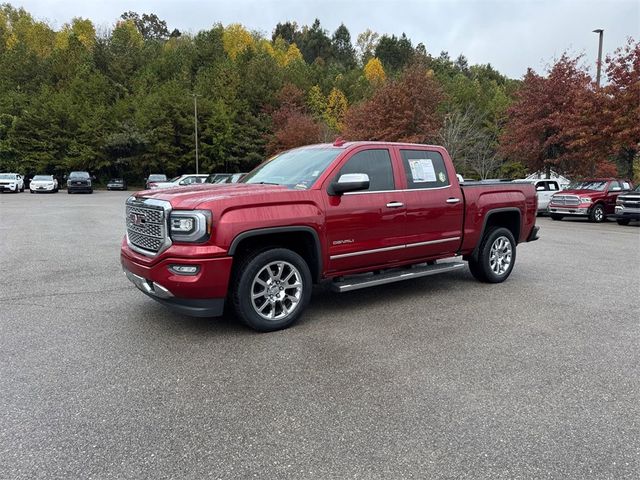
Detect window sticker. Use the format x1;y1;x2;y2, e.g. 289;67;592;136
408;159;436;183
438;171;446;183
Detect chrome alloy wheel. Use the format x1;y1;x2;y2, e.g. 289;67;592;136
251;261;303;320
489;236;512;276
594;206;604;221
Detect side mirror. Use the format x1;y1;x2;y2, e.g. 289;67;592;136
329;173;370;195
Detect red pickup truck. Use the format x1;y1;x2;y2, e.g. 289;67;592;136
547;178;634;222
121;141;539;331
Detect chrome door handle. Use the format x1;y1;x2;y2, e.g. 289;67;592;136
446;197;461;204
386;201;404;208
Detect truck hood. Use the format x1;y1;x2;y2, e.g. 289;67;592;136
135;183;294;209
555;189;604;197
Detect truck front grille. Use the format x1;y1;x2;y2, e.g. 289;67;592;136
551;195;580;206
125;198;171;256
621;196;640;208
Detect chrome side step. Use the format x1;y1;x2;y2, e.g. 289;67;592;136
330;261;466;293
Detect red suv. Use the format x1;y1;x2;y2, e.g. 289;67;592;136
547;178;634;223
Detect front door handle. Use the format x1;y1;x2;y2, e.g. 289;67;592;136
446;197;461;204
386;201;404;208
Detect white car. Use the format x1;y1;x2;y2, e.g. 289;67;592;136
29;174;59;193
516;179;562;213
152;174;209;189
0;173;24;193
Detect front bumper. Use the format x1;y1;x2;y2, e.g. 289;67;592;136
68;184;93;192
0;184;19;192
121;247;233;318
31;184;55;191
547;205;590;216
615;205;640;220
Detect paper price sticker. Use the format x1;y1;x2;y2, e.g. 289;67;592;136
408;159;436;183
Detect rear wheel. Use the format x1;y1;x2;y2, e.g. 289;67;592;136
589;204;605;223
231;248;312;332
617;218;630;226
550;214;563;221
468;227;516;283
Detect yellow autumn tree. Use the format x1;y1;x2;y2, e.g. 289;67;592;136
283;43;303;66
324;87;348;132
222;23;254;59
55;17;96;51
364;57;386;86
307;85;326;119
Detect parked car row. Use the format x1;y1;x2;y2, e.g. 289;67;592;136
547;178;637;225
144;172;246;189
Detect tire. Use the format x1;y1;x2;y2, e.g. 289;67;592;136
589;204;605;223
617;219;630;226
231;248;312;332
550;214;563;221
20;185;24;192
67;189;71;194
30;190;34;194
467;227;517;283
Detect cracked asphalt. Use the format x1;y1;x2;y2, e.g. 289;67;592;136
1;190;639;479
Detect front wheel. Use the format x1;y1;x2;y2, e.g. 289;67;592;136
550;214;563;221
231;248;312;332
617;219;630;226
468;227;516;283
589;204;605;223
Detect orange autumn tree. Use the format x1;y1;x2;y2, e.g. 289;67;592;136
343;64;444;142
500;55;594;177
266;83;322;155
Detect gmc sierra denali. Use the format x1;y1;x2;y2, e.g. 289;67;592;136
121;141;539;331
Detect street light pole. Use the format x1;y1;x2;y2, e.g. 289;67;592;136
593;29;604;87
192;93;201;174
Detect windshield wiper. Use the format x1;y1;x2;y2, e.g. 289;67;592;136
253;181;280;185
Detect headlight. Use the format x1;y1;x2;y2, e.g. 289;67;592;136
580;197;592;203
169;210;211;243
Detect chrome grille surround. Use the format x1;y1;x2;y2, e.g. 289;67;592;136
551;194;580;206
125;197;172;257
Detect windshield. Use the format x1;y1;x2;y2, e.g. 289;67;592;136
33;175;52;181
148;174;167;182
168;176;180;182
69;172;90;179
0;174;16;179
567;181;608;191
110;179;123;183
242;148;342;189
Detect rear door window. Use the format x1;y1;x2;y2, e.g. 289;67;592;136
399;150;450;189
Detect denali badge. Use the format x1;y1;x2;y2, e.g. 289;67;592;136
129;212;146;226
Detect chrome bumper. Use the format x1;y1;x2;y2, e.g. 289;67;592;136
124;268;173;299
547;206;589;215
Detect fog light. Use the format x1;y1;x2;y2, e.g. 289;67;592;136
169;264;199;275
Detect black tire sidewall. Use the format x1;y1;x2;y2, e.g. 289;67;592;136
233;248;312;332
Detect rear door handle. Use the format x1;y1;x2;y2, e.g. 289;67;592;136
446;197;461;204
386;201;404;208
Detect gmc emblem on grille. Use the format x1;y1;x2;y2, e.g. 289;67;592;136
129;212;146;226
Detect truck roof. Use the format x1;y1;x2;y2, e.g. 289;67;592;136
302;140;446;150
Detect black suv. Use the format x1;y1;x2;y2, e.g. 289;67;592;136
66;171;94;194
615;184;640;225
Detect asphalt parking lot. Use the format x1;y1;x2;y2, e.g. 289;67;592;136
1;190;639;479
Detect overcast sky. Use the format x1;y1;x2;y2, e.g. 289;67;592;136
14;0;640;79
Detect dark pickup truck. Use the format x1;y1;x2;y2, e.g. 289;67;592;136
121;141;539;331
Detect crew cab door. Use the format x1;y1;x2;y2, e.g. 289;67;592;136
604;180;626;214
324;147;406;273
395;147;463;259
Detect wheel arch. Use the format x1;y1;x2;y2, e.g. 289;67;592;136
468;208;521;261
228;226;323;282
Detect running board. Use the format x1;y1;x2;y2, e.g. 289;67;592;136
330;262;466;293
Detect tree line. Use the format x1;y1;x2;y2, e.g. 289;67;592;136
0;4;637;183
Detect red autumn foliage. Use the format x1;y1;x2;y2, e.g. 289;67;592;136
501;39;639;179
500;55;592;176
267;83;322;155
343;64;445;143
